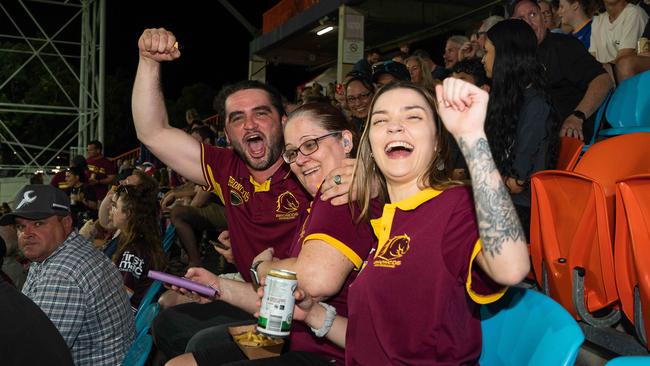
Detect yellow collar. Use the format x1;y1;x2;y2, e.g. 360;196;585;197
370;188;443;257
249;176;271;192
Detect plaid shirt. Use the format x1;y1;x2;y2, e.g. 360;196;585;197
22;231;135;365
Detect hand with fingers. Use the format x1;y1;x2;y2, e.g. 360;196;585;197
319;158;356;205
434;77;490;140
559;115;584;141
167;267;221;304
213;230;234;264
138;27;181;63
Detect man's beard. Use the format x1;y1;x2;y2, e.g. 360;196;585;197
230;135;284;171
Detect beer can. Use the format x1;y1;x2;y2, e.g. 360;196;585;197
257;269;297;337
638;37;649;54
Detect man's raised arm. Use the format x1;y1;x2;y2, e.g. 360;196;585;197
132;28;206;185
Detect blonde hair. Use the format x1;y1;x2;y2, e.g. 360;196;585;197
351;81;462;222
404;55;435;91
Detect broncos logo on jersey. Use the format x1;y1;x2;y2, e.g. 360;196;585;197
373;234;410;268
275;191;300;220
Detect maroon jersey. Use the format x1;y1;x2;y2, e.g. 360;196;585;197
86;156;116;200
286;190;376;364
200;143;309;282
346;186;506;366
50;171;69;190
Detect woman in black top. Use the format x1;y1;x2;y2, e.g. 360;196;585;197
482;19;560;238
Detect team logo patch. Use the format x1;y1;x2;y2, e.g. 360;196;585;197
275;191;299;220
373;234;410;268
228;176;250;203
230;190;243;206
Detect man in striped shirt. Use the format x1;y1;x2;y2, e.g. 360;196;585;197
0;185;135;366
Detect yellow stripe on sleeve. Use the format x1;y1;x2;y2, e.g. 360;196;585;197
200;143;213;191
304;233;364;270
466;239;507;304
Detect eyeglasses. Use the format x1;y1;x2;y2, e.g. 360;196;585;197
346;91;372;104
116;184;134;196
282;131;342;164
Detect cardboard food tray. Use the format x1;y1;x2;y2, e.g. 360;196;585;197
229;324;284;360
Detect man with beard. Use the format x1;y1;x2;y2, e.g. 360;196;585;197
132;28;351;360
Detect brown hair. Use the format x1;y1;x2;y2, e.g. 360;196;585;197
112;184;165;271
351;81;461;222
285;102;360;157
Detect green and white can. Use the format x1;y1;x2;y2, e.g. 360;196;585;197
257;268;297;337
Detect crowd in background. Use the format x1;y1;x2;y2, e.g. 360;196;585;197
1;0;649;365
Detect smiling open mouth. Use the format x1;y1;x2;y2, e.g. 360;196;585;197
385;141;414;158
245;133;266;157
302;167;320;176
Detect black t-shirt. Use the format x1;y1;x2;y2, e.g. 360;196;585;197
538;31;607;139
0;278;74;366
115;245;155;312
64;184;97;227
643;20;650;38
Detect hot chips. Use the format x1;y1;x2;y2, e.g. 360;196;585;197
233;330;282;347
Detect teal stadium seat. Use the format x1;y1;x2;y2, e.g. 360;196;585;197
136;280;162;315
601;70;650;136
480;287;584;366
606;356;650;365
162;224;176;253
121;332;153;366
135;302;160;338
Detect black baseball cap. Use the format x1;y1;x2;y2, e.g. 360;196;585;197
371;61;411;83
0;185;70;226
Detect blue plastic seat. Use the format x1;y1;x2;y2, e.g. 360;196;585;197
134;302;160;338
606;356;650;365
121;332;153;366
162;224;176;253
136;280;162;315
480;287;584;366
600;70;650;137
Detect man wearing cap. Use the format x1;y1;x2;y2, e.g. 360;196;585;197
371;60;411;89
0;184;135;366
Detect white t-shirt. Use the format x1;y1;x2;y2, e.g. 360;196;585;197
589;3;648;63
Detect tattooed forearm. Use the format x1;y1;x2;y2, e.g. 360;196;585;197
458;137;526;257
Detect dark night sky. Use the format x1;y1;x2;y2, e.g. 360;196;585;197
105;1;281;99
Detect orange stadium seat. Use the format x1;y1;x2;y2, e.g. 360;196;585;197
529;133;650;326
614;174;650;349
556;136;584;171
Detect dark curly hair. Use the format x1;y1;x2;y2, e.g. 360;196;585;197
112;184;166;272
485;19;559;182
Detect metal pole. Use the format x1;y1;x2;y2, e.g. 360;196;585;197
98;0;105;143
78;0;88;149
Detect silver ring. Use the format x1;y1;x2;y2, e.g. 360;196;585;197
333;175;342;185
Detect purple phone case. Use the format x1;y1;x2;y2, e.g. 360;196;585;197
147;270;218;298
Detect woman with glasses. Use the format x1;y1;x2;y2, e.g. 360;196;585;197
111;183;166;312
344;74;375;133
286;79;529;365
482;19;559;239
166;103;376;366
